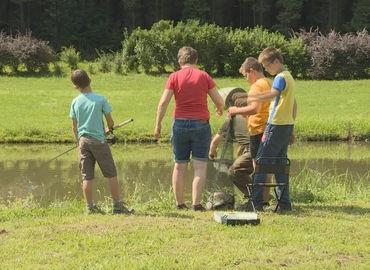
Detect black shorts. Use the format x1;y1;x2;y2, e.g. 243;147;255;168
250;133;263;159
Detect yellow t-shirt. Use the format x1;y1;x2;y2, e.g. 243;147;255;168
247;78;272;136
269;71;295;125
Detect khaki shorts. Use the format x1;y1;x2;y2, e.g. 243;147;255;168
79;135;117;180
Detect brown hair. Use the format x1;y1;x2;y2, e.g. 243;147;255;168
71;69;90;88
177;46;198;65
239;57;263;74
258;47;284;64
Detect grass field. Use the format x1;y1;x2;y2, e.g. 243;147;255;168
1;73;370;143
1;195;370;269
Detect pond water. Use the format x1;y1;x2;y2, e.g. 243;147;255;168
1;142;370;203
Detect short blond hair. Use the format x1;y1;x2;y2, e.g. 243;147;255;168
239;57;263;74
177;46;198;65
71;69;90;88
258;47;283;64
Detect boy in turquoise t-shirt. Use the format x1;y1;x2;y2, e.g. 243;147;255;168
69;69;133;215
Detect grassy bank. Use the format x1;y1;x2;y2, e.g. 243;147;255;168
1;186;370;269
1;73;370;143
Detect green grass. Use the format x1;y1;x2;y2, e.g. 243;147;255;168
2;205;370;269
1;183;370;269
1;73;370;143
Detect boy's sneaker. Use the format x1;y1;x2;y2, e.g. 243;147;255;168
176;204;189;210
279;203;292;212
86;205;105;215
191;204;206;212
113;201;134;215
263;202;271;210
267;203;292;212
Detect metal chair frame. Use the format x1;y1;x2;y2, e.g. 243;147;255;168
246;157;291;212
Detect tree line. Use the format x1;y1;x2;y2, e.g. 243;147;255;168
1;0;370;58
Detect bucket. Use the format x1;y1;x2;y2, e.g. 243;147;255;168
218;87;246;109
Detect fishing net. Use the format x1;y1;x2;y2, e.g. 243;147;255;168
206;87;248;210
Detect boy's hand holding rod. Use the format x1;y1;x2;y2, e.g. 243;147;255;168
47;118;134;164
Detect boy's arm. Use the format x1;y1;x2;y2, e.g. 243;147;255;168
209;133;224;160
248;88;280;103
232;92;248;101
290;98;298;145
71;118;78;146
208;87;224;116
104;112;114;132
154;89;173;139
228;101;262;116
292;98;297;120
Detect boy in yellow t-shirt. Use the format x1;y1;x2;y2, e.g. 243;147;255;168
246;47;297;212
228;57;272;206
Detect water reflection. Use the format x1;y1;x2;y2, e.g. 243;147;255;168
1;142;370;203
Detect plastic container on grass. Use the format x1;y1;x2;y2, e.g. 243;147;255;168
213;211;260;225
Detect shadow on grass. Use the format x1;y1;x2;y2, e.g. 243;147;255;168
292;204;370;216
133;211;194;219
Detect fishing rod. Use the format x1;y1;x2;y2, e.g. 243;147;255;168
45;118;134;164
112;118;134;130
46;145;78;164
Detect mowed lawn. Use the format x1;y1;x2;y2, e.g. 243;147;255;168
1;73;370;142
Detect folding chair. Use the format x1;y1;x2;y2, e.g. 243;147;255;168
246;157;291;212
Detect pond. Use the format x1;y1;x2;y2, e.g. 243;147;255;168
1;142;370;203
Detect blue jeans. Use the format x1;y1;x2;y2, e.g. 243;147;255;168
252;124;294;207
171;119;211;163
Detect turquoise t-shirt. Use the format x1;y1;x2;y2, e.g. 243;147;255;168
69;92;112;142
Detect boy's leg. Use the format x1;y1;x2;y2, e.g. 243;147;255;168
109;176;133;215
263;174;272;203
109;176;120;202
251;134;271;204
254;159;273;204
228;153;253;196
172;162;188;205
79;136;96;208
274;143;292;206
82;180;93;205
189;120;211;209
252;124;293;209
91;141;120;203
192;160;207;205
171;119;192;207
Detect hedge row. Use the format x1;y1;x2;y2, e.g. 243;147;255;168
1;23;369;80
123;20;370;79
298;28;370;80
0;31;55;73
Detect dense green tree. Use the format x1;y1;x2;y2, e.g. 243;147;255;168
347;0;370;31
182;0;209;23
274;0;303;35
1;0;370;58
35;0;122;58
301;0;353;33
245;0;274;28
